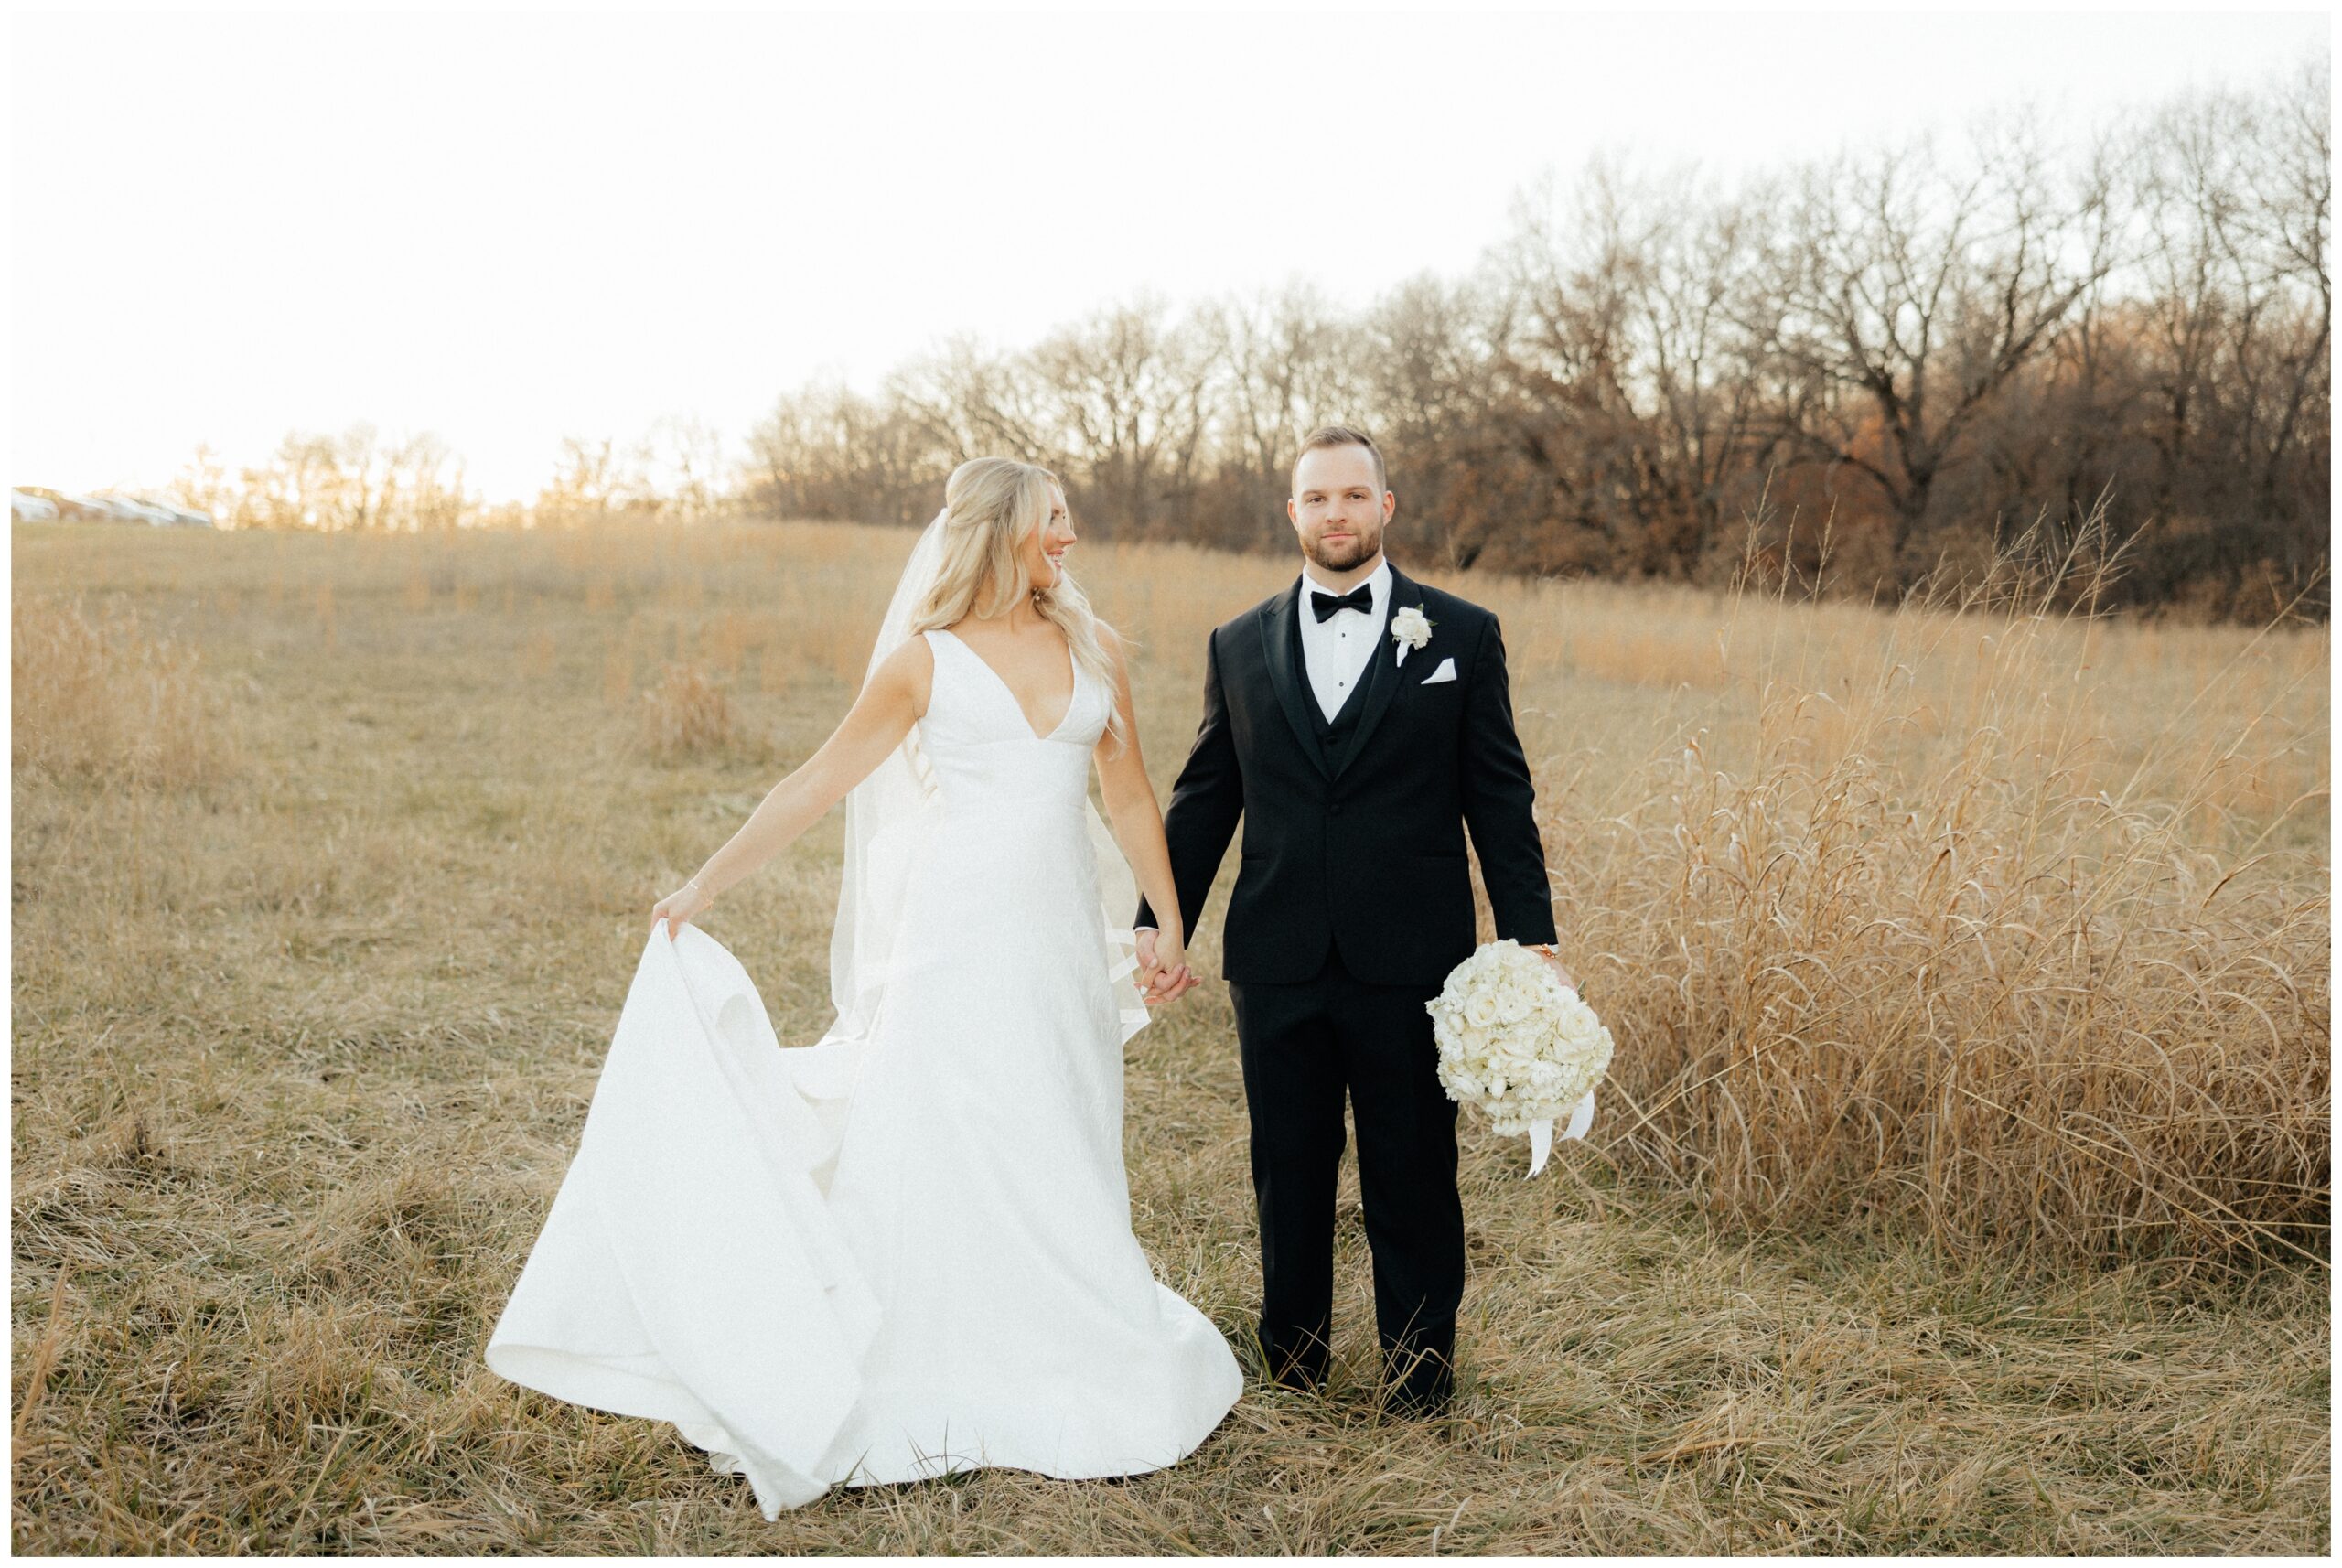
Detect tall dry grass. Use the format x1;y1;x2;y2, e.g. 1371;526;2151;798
1528;531;2330;1276
12;594;238;788
10;514;2327;1553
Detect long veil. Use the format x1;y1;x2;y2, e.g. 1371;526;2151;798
814;509;1148;1058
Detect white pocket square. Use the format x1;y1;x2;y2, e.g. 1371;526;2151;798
1419;656;1457;685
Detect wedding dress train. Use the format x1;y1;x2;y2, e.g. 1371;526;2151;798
487;627;1242;1517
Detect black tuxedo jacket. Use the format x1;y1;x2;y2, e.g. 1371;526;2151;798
1136;562;1558;987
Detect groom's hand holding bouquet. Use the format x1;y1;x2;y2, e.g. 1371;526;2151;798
1428;938;1612;1176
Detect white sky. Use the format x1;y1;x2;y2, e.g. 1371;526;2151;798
10;6;2329;503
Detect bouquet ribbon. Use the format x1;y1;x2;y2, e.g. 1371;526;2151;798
1527;1089;1598;1176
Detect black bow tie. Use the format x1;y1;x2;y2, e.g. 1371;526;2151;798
1310;584;1375;622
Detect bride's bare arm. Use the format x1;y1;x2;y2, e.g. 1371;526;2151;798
1091;627;1196;999
650;637;932;935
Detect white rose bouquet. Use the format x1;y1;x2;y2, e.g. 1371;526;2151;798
1426;939;1613;1175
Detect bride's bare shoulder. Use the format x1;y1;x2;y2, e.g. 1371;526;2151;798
865;632;937;715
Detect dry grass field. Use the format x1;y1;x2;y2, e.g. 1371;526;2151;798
11;516;2330;1553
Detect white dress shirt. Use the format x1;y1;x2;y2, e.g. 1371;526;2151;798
1296;555;1391;723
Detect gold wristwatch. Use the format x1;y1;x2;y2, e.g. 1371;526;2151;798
1524;941;1579;995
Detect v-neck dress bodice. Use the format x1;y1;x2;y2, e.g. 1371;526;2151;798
914;627;1106;822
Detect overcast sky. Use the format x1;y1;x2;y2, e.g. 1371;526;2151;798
11;7;2328;503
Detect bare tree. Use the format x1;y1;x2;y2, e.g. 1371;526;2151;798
887;336;1057;470
331;423;391;530
644;415;726;521
238;430;349;530
169;442;232;522
1747;123;2115;583
1029;295;1219;536
385;431;467;531
537;435;648;524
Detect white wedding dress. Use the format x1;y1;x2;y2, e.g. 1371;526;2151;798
486;622;1243;1517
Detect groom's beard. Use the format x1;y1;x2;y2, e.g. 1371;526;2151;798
1304;522;1382;573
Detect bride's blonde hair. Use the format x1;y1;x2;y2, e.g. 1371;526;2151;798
910;457;1127;749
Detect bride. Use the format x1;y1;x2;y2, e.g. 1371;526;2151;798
486;457;1241;1517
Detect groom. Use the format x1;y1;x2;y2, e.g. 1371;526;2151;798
1136;425;1574;1417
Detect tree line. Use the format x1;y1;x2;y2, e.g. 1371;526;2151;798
169;415;734;534
173;67;2325;621
738;68;2326;619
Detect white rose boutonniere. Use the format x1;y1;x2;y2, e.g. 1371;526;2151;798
1389;605;1434;667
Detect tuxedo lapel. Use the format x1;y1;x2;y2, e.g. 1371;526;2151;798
1329;564;1424;778
1258;581;1332;780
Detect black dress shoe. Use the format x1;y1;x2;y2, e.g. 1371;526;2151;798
1262;1356;1327;1394
1380;1337;1456;1415
1258;1325;1332;1393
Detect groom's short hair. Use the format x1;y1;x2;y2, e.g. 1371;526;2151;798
1293;425;1387;495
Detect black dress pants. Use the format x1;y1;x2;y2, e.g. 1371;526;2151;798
1229;944;1466;1412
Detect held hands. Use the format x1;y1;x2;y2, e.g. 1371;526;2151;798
1133;927;1198;1006
649;875;714;940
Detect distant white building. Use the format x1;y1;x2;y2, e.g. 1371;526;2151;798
113;494;215;526
106;496;176;525
11;488;213;526
47;490;124;522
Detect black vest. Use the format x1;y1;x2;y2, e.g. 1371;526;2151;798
1291;596;1389;771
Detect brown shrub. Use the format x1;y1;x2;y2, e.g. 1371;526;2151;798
637;661;735;757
